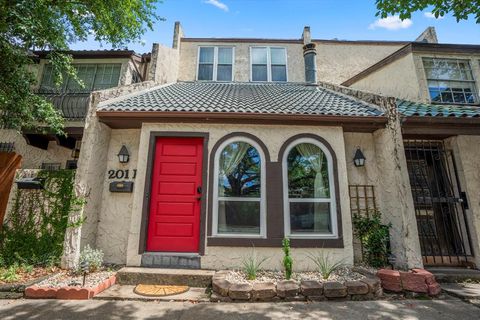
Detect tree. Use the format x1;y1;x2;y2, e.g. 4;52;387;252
375;0;480;23
0;0;160;133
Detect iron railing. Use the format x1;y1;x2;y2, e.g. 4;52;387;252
36;90;90;120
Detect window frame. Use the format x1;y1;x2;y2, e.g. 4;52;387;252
422;57;478;105
282;137;338;239
196;46;235;82
249;46;288;82
39;63;122;93
211;136;267;238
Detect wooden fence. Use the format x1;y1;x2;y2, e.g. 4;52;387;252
0;152;22;227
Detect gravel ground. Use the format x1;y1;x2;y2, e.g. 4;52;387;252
35;270;115;288
226;267;366;284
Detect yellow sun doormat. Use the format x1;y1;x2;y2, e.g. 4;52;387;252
134;284;190;297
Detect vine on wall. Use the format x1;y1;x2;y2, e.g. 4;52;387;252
0;170;84;267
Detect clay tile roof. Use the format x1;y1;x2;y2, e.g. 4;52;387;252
98;81;384;117
397;100;480;118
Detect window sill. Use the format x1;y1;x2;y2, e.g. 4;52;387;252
207;236;344;248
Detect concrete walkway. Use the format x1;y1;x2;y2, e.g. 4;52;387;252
0;298;479;320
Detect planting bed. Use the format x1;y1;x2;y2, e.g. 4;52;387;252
25;270;116;300
212;269;383;302
0;267;58;299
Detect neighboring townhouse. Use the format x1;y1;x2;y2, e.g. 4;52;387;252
342;40;480;268
0;49;151;170
0;49;156;223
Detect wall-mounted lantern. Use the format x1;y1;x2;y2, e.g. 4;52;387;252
117;145;130;164
353;147;366;167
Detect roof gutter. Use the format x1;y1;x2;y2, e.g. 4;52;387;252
96;110;387;131
402;116;480;136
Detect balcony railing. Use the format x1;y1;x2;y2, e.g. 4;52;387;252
36;90;91;120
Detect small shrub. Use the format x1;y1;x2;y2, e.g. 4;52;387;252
307;251;344;280
353;212;391;268
282;238;293;280
242;248;268;280
78;245;104;272
0;264;20;282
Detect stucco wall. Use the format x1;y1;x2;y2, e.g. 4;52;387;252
95;129;141;264
343;132;384;263
350;53;421;102
178;41;305;83
0;129;73;169
98;123;356;271
148;44;179;84
447;135;480;268
349;52;480;104
315;42;404;84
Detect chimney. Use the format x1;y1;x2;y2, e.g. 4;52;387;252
303;42;317;84
172;21;184;49
302;26;311;45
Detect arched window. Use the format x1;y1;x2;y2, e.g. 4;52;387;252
282;138;337;238
212;137;266;237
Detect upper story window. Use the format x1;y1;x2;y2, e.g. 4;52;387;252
197;47;234;81
212;137;266;237
282;138;337;239
251;47;287;82
39;63;121;93
423;58;478;104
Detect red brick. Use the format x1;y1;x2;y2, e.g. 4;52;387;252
428;283;442;296
56;287;91;300
377;269;402;292
400;271;428;293
412;269;437;285
25;286;58;299
381;281;403;292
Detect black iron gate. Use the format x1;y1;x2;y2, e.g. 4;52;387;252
404;140;473;266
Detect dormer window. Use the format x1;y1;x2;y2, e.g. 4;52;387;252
251;47;287;82
197;47;234;81
423;58;478;104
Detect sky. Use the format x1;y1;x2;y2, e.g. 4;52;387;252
70;0;480;53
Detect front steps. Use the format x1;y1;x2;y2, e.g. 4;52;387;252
116;267;215;288
141;252;201;269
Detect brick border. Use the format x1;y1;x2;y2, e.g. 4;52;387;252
211;271;383;302
377;268;441;296
25;275;116;300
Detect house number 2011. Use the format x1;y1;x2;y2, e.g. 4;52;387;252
108;169;137;179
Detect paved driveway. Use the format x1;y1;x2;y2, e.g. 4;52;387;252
0;298;479;320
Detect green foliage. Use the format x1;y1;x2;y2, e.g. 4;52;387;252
0;264;21;282
242;247;268;280
0;170;85;267
0;0;162;131
78;245;104;273
307;251;344;280
282;238;293;280
352;212;391;268
375;0;480;23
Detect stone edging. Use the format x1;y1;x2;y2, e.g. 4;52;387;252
377;268;441;296
211;271;383;302
25;275;116;300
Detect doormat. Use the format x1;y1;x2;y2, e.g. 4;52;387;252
134;284;190;297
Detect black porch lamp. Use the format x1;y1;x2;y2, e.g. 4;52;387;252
117;145;130;164
353;147;366;167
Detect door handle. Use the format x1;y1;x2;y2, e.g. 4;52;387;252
196;196;202;201
197;186;202;194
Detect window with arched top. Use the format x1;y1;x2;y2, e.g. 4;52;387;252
212;137;266;237
282;138;337;238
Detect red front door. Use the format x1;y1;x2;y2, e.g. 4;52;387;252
146;137;203;252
